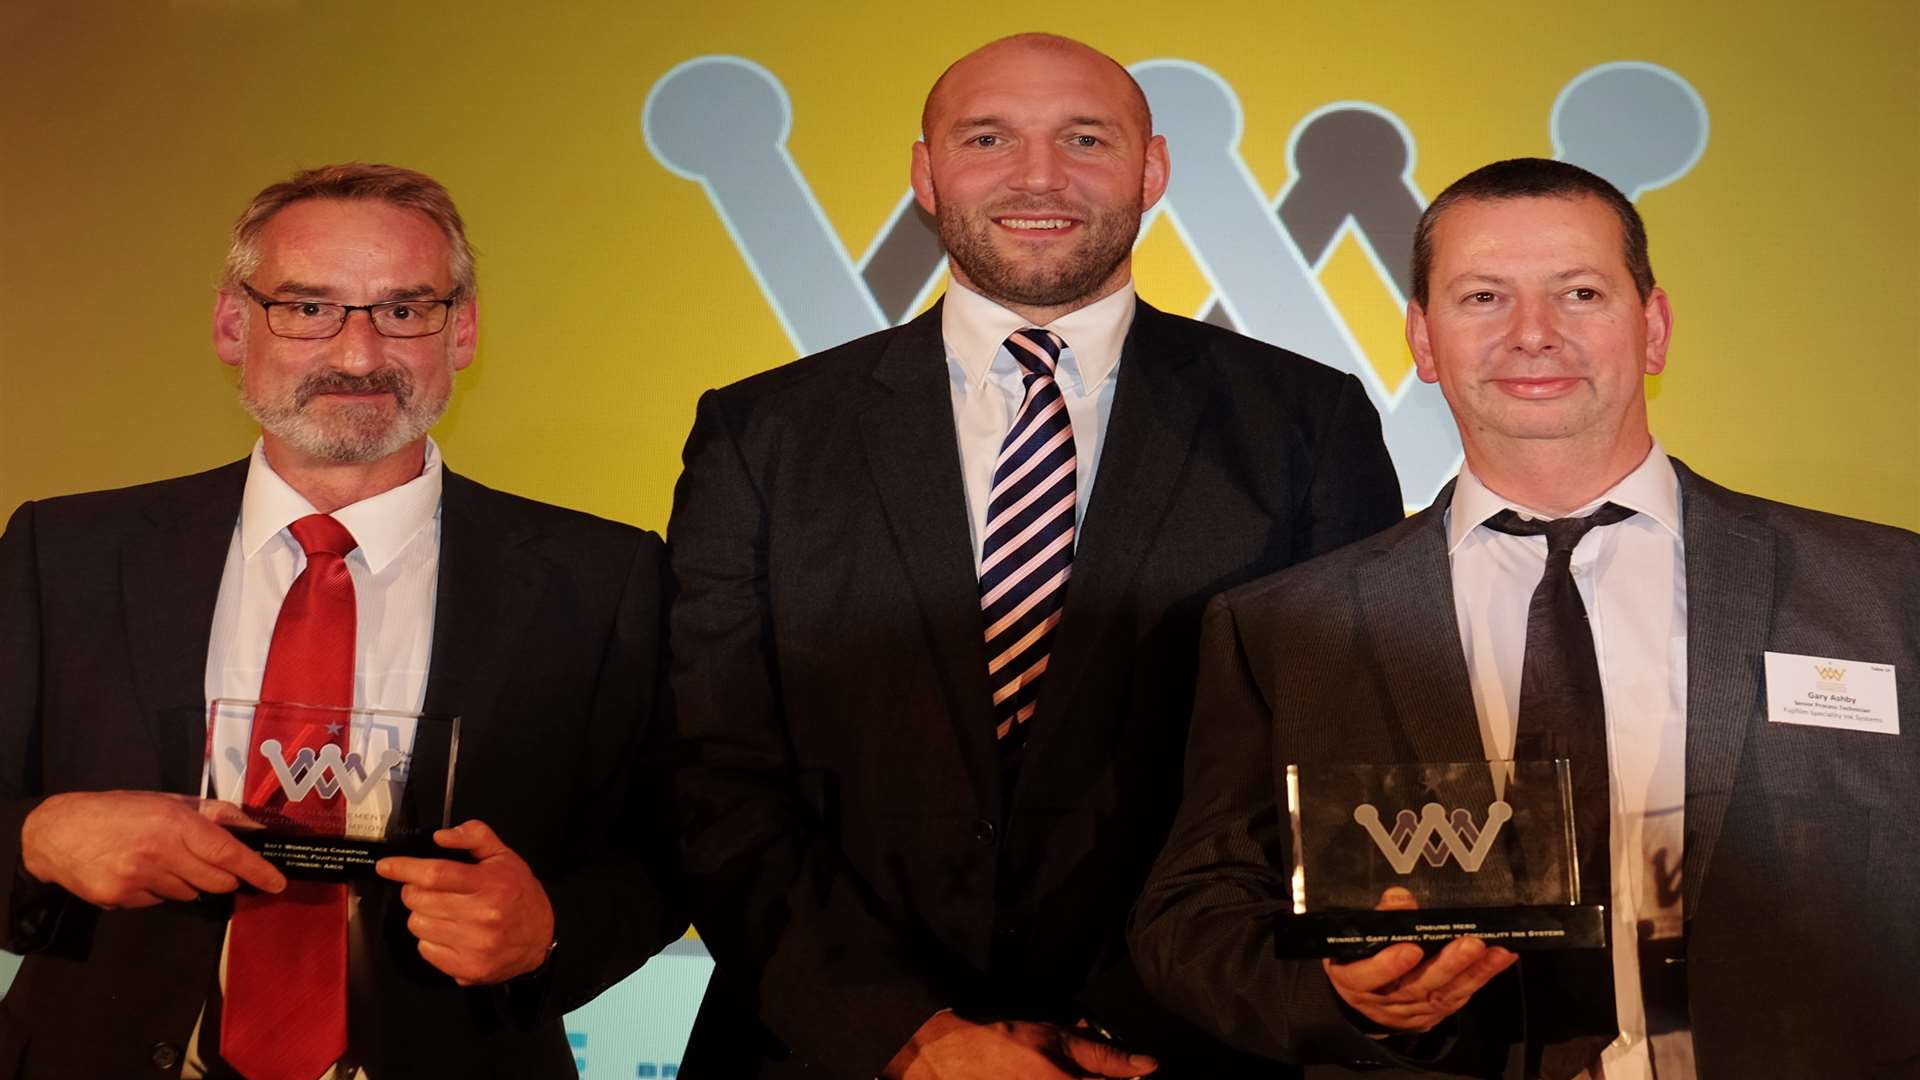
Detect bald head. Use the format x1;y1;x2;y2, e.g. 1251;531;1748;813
921;33;1152;143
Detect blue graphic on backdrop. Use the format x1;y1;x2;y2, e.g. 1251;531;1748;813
644;57;1708;506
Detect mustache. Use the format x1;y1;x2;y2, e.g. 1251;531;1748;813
294;367;412;408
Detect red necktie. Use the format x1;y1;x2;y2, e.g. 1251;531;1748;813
223;514;356;1080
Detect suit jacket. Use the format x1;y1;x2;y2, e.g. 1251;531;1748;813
1130;459;1920;1078
0;459;685;1078
666;299;1404;1078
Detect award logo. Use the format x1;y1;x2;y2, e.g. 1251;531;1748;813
1354;800;1512;874
257;740;406;804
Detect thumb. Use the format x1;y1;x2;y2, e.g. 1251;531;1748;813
434;819;511;860
1063;1032;1157;1076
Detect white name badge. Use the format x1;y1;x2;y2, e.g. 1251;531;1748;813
1764;651;1900;735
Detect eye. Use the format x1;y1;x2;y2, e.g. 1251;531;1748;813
969;134;1000;148
1070;134;1101;147
387;304;417;321
1465;291;1498;304
294;302;330;319
1568;287;1600;301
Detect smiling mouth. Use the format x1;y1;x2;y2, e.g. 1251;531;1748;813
1493;377;1584;398
995;217;1078;231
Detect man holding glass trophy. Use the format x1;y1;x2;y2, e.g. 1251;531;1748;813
0;164;683;1078
1131;159;1919;1077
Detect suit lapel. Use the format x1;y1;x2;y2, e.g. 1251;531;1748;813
1673;460;1773;913
1017;304;1212;777
124;460;248;793
857;304;1000;804
421;471;547;736
1351;489;1486;764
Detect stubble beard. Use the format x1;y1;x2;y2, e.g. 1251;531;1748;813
937;194;1142;310
240;359;451;465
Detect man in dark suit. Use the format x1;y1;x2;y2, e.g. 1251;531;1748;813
667;32;1403;1080
1130;158;1920;1078
0;163;683;1078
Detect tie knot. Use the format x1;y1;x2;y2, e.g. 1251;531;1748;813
1005;328;1066;378
288;514;358;559
1483;502;1637;556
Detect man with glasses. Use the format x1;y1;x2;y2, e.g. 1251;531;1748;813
0;163;683;1078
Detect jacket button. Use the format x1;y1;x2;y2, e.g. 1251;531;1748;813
149;1042;180;1070
972;819;997;845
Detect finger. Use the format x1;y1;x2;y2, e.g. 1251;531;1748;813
1433;945;1518;1002
194;799;267;831
183;822;285;894
377;855;483;893
432;819;510;861
1062;1032;1158;1077
416;938;487;983
1376;885;1417;910
143;871;201;904
394;884;485;919
406;911;495;952
1382;937;1488;999
1324;942;1426;993
171;859;242;897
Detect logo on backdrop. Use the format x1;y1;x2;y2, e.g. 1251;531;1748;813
643;58;1709;505
1355;800;1513;874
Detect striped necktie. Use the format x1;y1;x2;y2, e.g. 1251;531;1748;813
980;328;1076;747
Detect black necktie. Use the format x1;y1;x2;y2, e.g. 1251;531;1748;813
1483;502;1637;1074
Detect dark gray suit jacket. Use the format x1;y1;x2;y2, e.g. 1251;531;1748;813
667;299;1404;1078
0;461;685;1078
1130;460;1920;1079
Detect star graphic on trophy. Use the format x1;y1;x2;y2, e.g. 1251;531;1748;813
326;722;344;735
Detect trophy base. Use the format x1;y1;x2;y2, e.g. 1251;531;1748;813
1278;904;1608;959
239;833;438;882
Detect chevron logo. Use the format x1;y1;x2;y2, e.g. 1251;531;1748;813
1353;800;1513;874
257;740;406;804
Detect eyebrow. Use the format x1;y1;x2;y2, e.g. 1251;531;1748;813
265;280;444;302
948;114;1119;132
1442;266;1617;291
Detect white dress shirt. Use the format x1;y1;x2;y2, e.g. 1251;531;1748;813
185;438;445;1080
1445;444;1694;1080
941;278;1134;571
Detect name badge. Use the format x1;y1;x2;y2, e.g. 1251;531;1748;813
1764;651;1900;735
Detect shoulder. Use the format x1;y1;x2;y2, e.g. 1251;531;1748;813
701;318;925;417
1217;506;1435;620
1681;464;1919;561
5;459;247;537
441;470;661;564
1132;302;1363;400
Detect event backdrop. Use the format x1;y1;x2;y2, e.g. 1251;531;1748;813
2;2;1916;1075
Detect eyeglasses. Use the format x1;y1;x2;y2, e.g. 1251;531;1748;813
240;282;462;340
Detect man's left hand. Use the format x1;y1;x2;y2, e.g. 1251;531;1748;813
376;819;555;986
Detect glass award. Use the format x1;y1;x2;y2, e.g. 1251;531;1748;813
201;698;460;881
1276;760;1607;957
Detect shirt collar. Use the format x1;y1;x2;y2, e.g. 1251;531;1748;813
941;277;1136;395
240;438;444;573
1446;439;1683;554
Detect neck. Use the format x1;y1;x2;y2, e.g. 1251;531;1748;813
261;436;427;514
1465;431;1653;517
955;263;1131;326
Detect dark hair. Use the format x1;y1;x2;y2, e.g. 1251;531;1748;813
1409;157;1653;306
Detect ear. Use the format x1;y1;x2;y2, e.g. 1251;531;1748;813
1641;286;1672;376
910;141;938;217
213;289;248;368
1139;134;1170;213
450;297;479;372
1406;300;1439;383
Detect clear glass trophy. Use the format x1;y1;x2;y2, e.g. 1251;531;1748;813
202;698;460;881
1276;760;1607;957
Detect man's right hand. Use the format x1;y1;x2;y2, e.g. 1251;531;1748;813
20;790;286;908
883;1012;1158;1079
1321;886;1516;1032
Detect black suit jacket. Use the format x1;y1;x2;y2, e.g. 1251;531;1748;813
0;460;685;1078
667;299;1404;1078
1130;460;1920;1078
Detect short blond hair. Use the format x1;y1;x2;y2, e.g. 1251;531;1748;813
223;162;476;296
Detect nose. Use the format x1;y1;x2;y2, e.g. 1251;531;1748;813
1008;140;1069;195
330;309;384;374
1505;294;1563;356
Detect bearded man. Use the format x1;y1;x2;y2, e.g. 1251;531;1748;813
0;163;683;1078
666;33;1403;1080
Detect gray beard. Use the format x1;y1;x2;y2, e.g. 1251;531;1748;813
240;363;449;464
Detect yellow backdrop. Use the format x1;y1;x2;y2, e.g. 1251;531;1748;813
3;1;1915;531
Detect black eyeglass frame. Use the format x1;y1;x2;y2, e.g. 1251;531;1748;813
239;281;464;340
